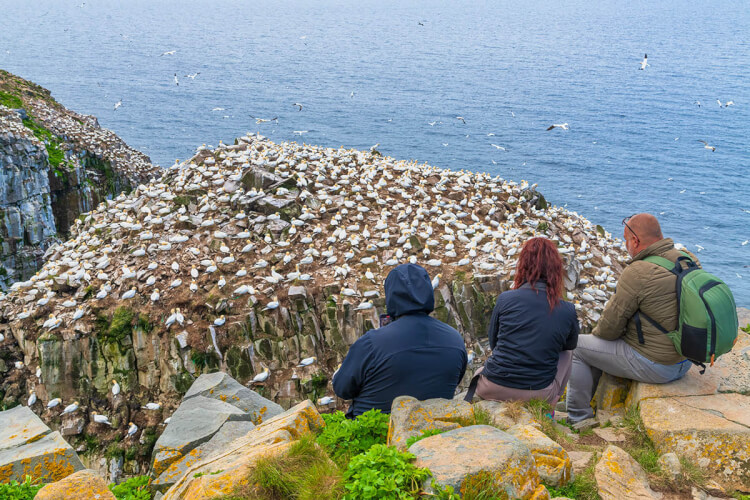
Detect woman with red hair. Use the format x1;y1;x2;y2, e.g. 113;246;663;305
468;237;579;407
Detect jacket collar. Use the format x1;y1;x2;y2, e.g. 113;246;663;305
631;238;674;263
520;281;547;290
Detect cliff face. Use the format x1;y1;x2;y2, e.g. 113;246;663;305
0;70;158;288
0;132;628;476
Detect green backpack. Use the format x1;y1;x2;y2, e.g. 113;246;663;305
634;253;739;371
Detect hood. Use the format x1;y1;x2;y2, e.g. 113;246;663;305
384;264;435;317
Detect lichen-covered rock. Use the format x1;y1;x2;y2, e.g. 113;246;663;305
639;393;750;491
0;405;84;483
34;468;115;500
508;424;572;487
593;373;631;414
152;420;256;492
594;445;662;500
150;395;255;476
162;400;324;499
182;371;283;424
473;400;537;430
387;396;474;450
409;425;545;498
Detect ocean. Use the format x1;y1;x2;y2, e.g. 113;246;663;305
1;0;748;306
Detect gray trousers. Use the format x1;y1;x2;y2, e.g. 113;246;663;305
566;335;692;422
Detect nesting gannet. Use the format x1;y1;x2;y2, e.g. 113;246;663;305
298;356;317;367
28;390;37;406
142;402;161;410
150;288;160;302
127;422;138;437
47;398;62;408
251;366;270;383
61;401;79;414
112;380;120;395
317;396;334;405
92;412;112;425
213;315;226;326
263;296;280;311
122;288;136;299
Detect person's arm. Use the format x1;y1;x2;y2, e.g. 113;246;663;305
487;295;504;350
332;335;372;400
563;309;580;350
591;265;643;340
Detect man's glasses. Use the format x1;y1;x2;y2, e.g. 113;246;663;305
622;214;639;240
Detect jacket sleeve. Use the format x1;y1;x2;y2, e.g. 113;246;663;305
592;264;643;340
332;334;372;400
487;296;504;350
564;309;580;350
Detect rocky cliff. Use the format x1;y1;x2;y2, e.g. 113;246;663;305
0;131;631;476
0;70;158;288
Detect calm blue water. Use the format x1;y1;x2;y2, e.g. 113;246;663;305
1;0;749;305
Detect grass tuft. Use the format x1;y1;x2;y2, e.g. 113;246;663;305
546;461;600;500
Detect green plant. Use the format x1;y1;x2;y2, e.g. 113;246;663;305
342;444;430;499
427;480;460;499
107;306;134;341
406;428;447;448
459;470;508;500
317;409;389;464
472;407;493;426
546;461;600;500
741;324;750;334
537;222;549;232
109;475;152;500
0;90;24;108
0;475;45;500
245;434;343;500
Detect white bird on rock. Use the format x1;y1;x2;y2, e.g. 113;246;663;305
47;398;62;408
61;401;79;415
111;380;120;395
142;402;161;410
251;367;270;384
298;357;317;367
213;315;226;326
127;422;138;437
92;412;112;425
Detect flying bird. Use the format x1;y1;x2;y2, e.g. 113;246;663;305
490;144;506;151
456;116;466;124
639;54;649;70
160;50;176;56
184;72;200;79
546;123;569;131
113;99;122;111
251;116;278;124
173;73;179;86
293;102;303;111
698;140;716;152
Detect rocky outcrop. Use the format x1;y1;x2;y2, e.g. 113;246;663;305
150;372;283;491
0;70;158;288
161;400;324;499
596;328;750;491
508;424;572;487
34;469;116;500
0;405;85;483
387;396;474;450
0;131;629;474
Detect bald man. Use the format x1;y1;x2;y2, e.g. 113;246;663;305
566;213;693;424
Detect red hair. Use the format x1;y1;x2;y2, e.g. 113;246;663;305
513;237;564;310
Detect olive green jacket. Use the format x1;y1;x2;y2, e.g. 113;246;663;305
592;238;699;365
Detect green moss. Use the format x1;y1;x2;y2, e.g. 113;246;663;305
107;307;134;342
105;442;125;460
21;117;66;167
537;221;549;232
173;195;191;207
405;428;447;448
0;90;23;109
137;313;152;333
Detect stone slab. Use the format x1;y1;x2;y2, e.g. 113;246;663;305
592;427;626;443
0;405;51;451
387;396;474;451
0;430;85;483
508;424;572;487
153;421;256;492
595;445;662;500
640;394;750;491
183;371;283;424
151;395;255;476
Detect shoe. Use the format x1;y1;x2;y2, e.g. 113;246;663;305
569;417;599;431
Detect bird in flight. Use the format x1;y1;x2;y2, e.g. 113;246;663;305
173;73;179;86
251;116;278;124
456;116;466;124
490;144;506;151
293;102;303;111
698;140;716;152
693;101;701;107
113;99;122;111
546;123;569;131
293;130;308;135
418;21;425;26
184;72;200;79
160;50;176;56
639;54;649;70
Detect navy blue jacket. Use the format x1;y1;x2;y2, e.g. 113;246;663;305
333;264;468;418
483;282;579;390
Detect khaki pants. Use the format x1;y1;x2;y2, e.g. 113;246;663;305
475;350;573;407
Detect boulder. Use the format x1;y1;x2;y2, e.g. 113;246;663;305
162;400;324;499
657;452;682;480
35;469;115;500
387;396;474;450
182;371;283;424
473;400;537;430
567;450;594;473
409;425;545;498
593;373;631;414
150;395;255;476
0;406;84;483
594;445;662;500
508;424;572;487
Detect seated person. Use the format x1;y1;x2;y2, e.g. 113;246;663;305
472;237;579;407
333;263;467;418
566;214;692;424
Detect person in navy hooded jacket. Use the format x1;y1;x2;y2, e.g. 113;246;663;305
332;264;468;418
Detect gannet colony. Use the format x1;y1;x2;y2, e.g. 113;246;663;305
0;131;631;456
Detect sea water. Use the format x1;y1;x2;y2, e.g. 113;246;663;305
1;0;748;305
